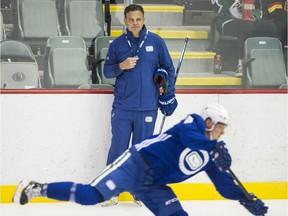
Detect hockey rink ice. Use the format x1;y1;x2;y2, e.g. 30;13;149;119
1;200;287;216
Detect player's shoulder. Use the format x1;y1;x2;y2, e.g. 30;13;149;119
178;113;205;133
182;113;203;124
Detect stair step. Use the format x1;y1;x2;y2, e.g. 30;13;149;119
110;4;184;26
110;29;208;39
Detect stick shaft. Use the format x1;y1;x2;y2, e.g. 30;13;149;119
175;37;189;81
228;168;252;200
158;37;189;134
227;168;265;216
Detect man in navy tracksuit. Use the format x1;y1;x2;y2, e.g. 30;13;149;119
13;103;268;216
102;4;177;205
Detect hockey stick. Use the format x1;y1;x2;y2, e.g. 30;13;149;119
227;168;265;216
104;0;111;36
158;36;189;134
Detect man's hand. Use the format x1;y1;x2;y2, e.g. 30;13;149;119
119;57;139;70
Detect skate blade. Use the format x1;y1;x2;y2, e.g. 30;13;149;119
12;180;29;204
133;199;142;207
100;198;118;207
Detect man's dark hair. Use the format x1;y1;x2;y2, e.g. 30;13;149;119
124;4;144;18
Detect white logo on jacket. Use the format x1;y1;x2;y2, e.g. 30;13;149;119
145;116;153;122
179;148;209;175
146;46;154;52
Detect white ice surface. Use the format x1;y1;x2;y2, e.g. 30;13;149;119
1;200;287;216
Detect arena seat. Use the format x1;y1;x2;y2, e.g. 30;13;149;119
42;36;90;88
58;0;105;47
92;36;116;85
0;11;6;41
12;0;61;53
243;37;288;88
0;40;41;89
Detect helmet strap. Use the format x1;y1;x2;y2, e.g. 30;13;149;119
206;124;215;140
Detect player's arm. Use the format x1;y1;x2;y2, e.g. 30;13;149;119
207;147;268;215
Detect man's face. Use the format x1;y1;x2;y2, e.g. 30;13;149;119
124;11;145;37
210;123;226;140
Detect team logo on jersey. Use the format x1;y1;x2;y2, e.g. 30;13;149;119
146;46;154;52
229;0;242;19
179;148;209;175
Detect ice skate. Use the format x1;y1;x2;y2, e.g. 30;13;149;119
132;195;142;206
13;180;43;205
101;196;118;207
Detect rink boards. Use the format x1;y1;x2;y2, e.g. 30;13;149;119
0;89;287;203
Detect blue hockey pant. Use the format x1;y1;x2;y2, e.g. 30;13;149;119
90;146;187;216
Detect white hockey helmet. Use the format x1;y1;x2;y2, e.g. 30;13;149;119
201;103;230;126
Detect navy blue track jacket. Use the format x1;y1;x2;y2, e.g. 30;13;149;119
103;25;175;111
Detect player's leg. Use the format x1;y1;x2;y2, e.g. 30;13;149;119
251;19;277;37
90;147;151;204
131;110;157;206
131;185;188;216
13;181;104;205
132;110;157;145
106;108;133;165
103;108;133;206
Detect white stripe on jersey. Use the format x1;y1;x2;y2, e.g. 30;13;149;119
135;133;172;151
89;149;131;187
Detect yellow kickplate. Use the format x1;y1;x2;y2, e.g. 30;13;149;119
1;182;287;203
109;5;184;13
176;77;242;86
111;29;208;39
170;52;215;59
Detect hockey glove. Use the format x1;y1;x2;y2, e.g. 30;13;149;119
154;67;168;88
158;93;178;116
239;193;268;215
211;141;231;171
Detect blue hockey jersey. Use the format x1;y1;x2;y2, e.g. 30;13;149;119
135;114;246;200
103;25;175;111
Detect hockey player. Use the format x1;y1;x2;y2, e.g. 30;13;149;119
102;4;177;205
13;103;268;216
